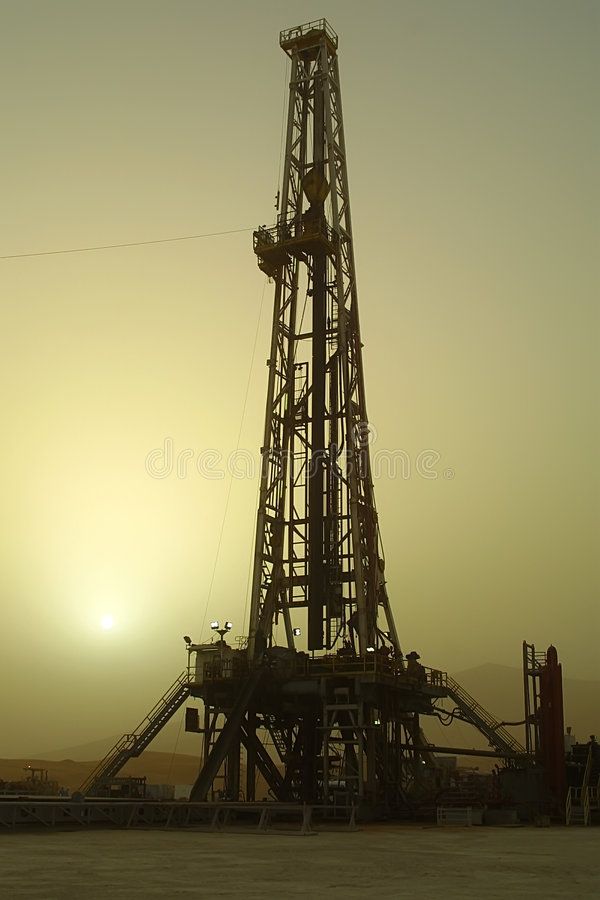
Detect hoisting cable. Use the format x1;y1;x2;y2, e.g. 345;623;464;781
166;711;185;784
241;475;261;637
198;276;268;640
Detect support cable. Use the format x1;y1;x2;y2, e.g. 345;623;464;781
199;276;268;640
0;227;253;260
293;287;310;362
242;476;261;637
166;711;185;783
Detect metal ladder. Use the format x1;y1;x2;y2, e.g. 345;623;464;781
78;671;190;796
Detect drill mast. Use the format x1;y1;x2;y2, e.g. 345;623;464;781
79;22;532;815
249;20;399;659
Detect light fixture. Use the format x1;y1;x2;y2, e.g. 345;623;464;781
366;646;375;653
292;627;301;636
183;635;192;645
211;619;233;642
374;717;381;726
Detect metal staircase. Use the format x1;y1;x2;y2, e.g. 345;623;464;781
444;675;526;758
78;671;190;796
566;787;590;825
566;743;600;825
264;716;291;763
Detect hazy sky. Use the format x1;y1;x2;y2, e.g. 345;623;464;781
1;0;598;756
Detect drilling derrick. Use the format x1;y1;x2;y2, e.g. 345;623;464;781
79;20;530;821
185;21;432;814
249;20;399;660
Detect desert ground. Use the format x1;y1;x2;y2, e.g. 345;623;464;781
0;825;598;899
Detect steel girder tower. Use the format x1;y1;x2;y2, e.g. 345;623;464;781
249;19;399;662
78;20;529;816
184;21;424;812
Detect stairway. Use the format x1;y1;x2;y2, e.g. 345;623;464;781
566;743;600;825
264;716;290;762
444;675;526;758
566;786;592;825
78;671;190;796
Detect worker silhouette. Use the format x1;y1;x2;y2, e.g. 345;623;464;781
405;650;426;682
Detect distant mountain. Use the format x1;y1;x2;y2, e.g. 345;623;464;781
31;718;202;761
30;734;124;762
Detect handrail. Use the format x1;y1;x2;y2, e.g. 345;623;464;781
445;675;526;755
566;785;593;825
280;20;338;50
131;671;190;735
79;737;135;796
294;652;447;685
583;743;593;790
79;671;190;795
566;786;573;824
254;216;339;253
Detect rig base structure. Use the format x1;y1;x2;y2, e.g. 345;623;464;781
183;642;525;817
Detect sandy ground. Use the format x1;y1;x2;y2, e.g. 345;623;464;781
0;825;598;899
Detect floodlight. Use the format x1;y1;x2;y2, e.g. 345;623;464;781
292;627;301;636
225;621;233;631
210;621;220;630
183;635;192;645
366;646;375;653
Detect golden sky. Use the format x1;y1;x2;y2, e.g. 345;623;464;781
1;0;598;755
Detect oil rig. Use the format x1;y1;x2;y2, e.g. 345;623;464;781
71;20;592;827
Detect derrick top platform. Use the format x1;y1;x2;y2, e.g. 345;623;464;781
279;19;338;57
253;215;338;277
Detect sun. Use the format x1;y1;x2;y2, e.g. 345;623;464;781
100;614;115;631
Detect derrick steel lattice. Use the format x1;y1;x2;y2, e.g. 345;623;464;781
249;19;399;660
77;21;529;815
